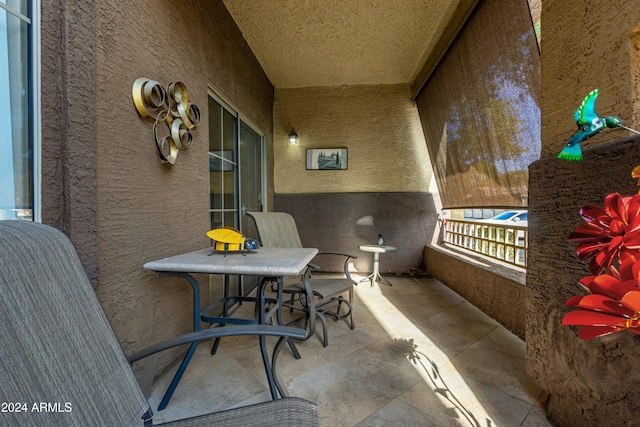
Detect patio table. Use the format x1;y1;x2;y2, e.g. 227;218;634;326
143;246;318;410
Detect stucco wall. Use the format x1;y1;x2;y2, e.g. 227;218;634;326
273;192;438;274
528;137;640;426
533;1;640;424
273;85;433;193
41;0;274;391
541;2;640;158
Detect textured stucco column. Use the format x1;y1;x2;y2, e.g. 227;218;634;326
41;0;99;282
536;2;640;422
527;136;640;426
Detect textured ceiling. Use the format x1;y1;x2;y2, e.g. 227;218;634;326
223;0;469;89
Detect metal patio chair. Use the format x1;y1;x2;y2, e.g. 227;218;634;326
246;211;356;347
0;220;318;427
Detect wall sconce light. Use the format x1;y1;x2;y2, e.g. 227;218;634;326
289;128;298;145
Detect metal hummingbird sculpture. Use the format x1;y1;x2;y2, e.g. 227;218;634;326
557;89;640;161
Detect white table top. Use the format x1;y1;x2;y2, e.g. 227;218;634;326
144;247;318;276
359;244;397;253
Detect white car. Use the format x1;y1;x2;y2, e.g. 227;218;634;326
480;210;528;227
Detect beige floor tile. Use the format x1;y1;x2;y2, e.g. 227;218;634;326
445;342;542;404
229;335;331;390
351;308;398;340
303;327;380;359
418;302;499;343
355;398;439;426
288;362;394;426
334;337;425;397
472;323;527;357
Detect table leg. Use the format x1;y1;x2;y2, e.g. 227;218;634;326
272;277;301;359
157;272;202;410
372;252;380;287
372;252;393;285
271;336;290;398
158;342;197;411
376;273;393;286
358;252;393;287
211;274;230;355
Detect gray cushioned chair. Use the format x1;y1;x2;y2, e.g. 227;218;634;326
246;212;356;347
0;220;318;427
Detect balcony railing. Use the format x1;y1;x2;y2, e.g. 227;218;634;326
444;219;527;268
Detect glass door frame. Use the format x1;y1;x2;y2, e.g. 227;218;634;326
208;88;267;227
0;0;41;222
208;88;267;303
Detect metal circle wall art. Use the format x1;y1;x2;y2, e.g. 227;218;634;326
132;78;200;164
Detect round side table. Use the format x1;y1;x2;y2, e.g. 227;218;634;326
358;245;397;287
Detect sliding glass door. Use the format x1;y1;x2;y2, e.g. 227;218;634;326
208;97;238;230
208;92;266;303
239;121;264;234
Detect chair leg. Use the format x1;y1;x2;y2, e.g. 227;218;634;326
317;312;328;347
349;288;355;330
272;336;290;398
285;290;359;348
302;294;328;347
211;337;221;355
288;293;296;312
333;296;354;330
287;338;301;359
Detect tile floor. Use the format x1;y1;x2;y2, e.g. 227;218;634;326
146;275;552;426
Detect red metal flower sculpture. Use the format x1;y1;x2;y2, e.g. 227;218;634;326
564;173;640;340
567;193;640;275
563;257;640;339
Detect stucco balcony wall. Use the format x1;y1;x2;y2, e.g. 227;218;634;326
423;245;526;340
527;135;640;426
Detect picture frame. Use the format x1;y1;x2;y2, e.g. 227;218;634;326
209;151;234;171
306;148;348;170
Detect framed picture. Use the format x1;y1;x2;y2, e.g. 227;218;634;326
306;148;348;170
209;151;234;171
